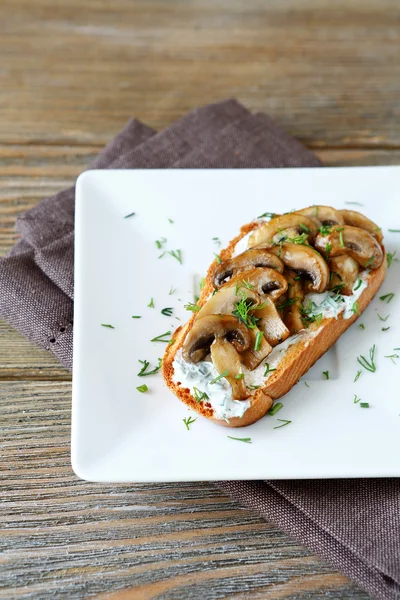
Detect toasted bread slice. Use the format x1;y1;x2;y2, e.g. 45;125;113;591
162;221;386;428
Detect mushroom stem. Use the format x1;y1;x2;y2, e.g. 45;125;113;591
210;339;249;400
256;297;290;346
240;326;272;370
280;270;305;335
329;255;359;296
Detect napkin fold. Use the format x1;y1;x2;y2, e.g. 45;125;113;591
1;99;398;600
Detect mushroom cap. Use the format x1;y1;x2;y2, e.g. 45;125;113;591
182;314;251;363
315;226;383;269
296;205;345;227
210;338;249;400
228;268;288;302
212;247;284;289
198;284;259;319
340;209;383;243
269;242;330;293
329;255;359;296
248;214;318;247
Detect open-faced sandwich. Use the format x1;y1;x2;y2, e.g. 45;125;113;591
163;206;386;427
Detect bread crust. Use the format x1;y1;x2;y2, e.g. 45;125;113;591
162;221;386;428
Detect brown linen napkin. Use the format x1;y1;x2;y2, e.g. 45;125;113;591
0;99;398;600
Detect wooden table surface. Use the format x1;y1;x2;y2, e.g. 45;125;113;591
1;1;399;598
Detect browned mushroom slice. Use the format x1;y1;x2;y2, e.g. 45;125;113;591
340;209;383;243
248;214;318;248
228;267;288;302
182;315;250;364
296;205;345;227
329;255;359;296
256;297;290;346
210;339;249;400
212;247;284;289
240;326;272;370
198;285;259;318
279;270;305;335
269;242;330;293
315;226;383;269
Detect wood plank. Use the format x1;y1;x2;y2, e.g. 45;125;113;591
0;0;399;147
0;381;369;599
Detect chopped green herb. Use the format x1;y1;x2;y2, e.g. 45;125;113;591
319;224;332;236
264;363;277;377
299;223;310;233
380;293;395;304
124;211;136;219
136;384;148;393
388;229;400;232
210;370;229;385
199;278;205;290
101;323;114;329
304;381;310;388
254;330;263;351
357;345;376;372
161;307;173;317
394;348;400;350
247;384;260;390
193;387;209;403
269;402;283;416
339;230;345;248
169;286;176;295
234;373;244;380
168;338;175;346
214;253;222;264
287;232;309;245
151;331;172;343
137;358;162;377
183;416;197;430
185;302;201;312
351;301;359;315
323;370;329;380
168;218;174;224
382;327;390;332
325;242;332;256
194;295;199;303
227;436;252;443
385;354;399;364
354;278;362;291
277;297;299;311
232;297;260;329
387;252;398;268
274;419;292;429
257;211;277;219
155;237;167;249
132;315;141;319
169;249;183;264
365;256;375;269
330;282;346;295
354;370;362;382
212;237;221;247
359;323;365;330
354;395;361;404
294;275;301;281
314;206;319;217
344;201;363;206
148;298;155;308
360;403;369;408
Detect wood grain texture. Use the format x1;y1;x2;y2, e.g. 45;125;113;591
0;0;399;148
0;382;369;600
2;0;399;597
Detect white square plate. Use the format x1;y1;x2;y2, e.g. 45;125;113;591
72;167;400;482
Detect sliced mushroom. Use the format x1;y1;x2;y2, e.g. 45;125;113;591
198;285;259;319
315;226;383;269
296;205;345;227
329;255;359;296
212;247;284;289
269;243;330;293
228;268;288;302
279;270;305;335
340;209;383;243
210;338;249;400
182;315;250;363
256;297;290;346
240;326;272;370
248;213;318;248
